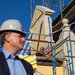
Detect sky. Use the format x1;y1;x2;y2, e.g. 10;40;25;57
0;0;73;53
0;0;72;33
0;0;31;32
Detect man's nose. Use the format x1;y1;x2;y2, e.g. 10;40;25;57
22;37;25;42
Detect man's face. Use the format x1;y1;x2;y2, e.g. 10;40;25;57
6;32;25;51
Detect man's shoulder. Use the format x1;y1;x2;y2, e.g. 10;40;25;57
19;58;34;74
0;51;3;57
20;58;32;67
0;50;1;52
0;51;5;61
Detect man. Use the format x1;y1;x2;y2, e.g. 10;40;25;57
0;19;33;75
36;47;45;56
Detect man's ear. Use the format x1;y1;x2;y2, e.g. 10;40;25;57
5;34;10;42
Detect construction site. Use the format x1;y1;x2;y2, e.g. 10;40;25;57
18;0;75;75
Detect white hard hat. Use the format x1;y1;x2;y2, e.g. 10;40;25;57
0;19;26;36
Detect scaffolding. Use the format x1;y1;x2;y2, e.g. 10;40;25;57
19;0;74;75
19;16;74;75
30;0;64;20
19;22;74;75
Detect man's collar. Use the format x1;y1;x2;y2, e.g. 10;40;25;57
2;49;11;59
2;48;19;60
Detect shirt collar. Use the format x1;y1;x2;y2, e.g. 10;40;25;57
2;48;18;60
2;49;11;59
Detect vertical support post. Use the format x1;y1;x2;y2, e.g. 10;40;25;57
62;18;74;75
69;34;74;75
62;18;70;75
66;39;72;75
48;16;56;75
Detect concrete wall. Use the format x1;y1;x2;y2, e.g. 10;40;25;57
35;65;64;75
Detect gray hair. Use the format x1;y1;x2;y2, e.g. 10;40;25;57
0;31;12;46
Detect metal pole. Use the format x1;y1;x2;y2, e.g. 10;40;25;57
48;16;56;75
69;34;74;75
66;38;72;75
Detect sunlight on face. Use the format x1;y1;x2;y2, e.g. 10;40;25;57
8;32;25;51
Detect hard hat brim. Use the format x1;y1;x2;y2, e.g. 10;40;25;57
0;30;26;37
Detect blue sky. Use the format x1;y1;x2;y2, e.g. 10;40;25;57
0;0;73;53
0;0;72;33
0;0;31;32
